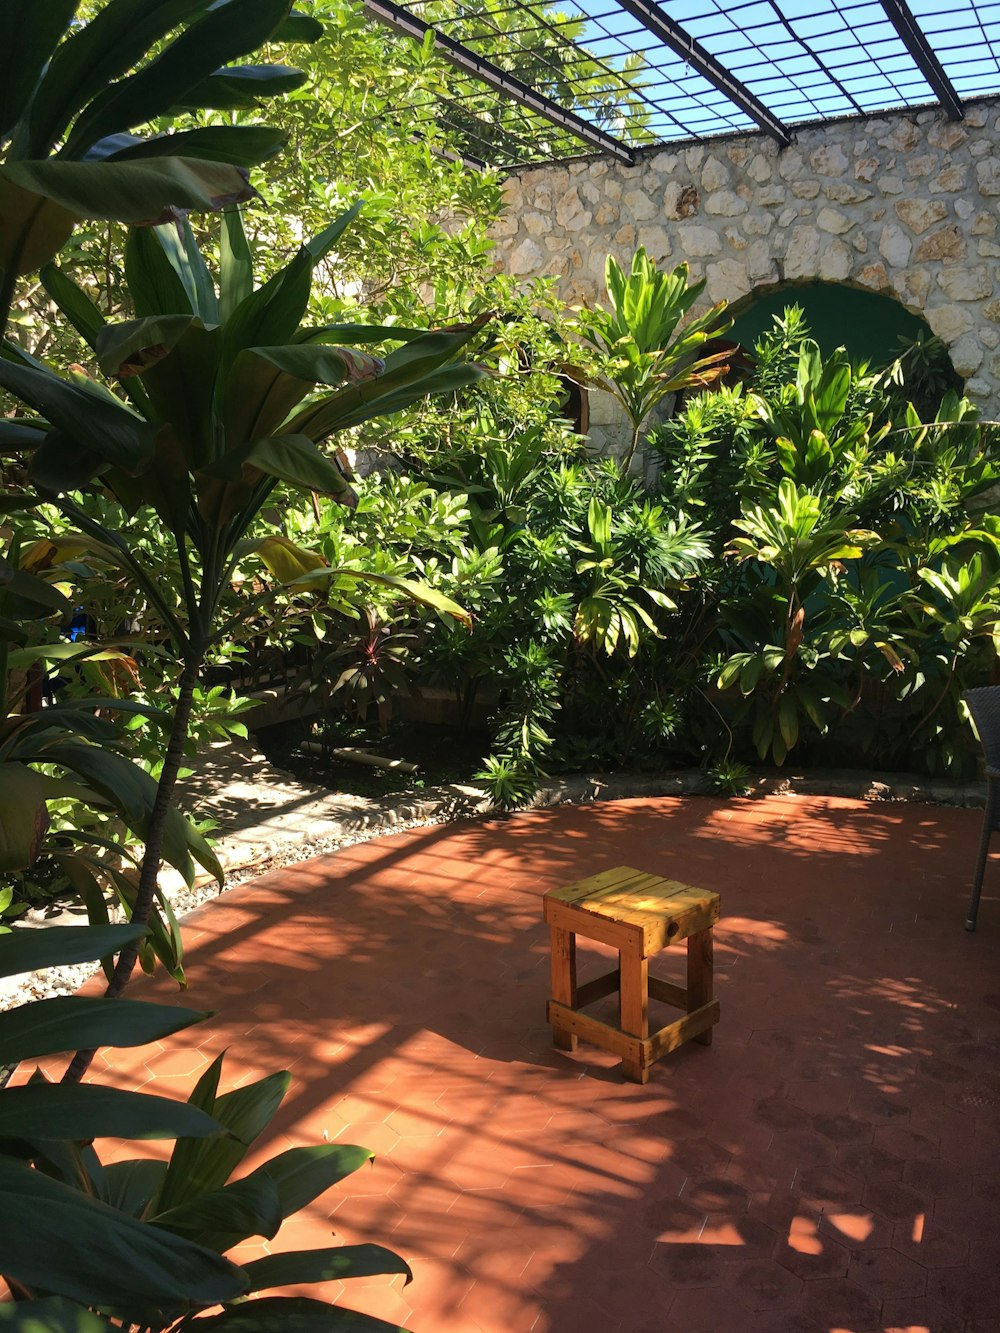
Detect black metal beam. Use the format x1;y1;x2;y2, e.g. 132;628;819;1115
362;0;637;163
614;0;792;147
877;0;965;120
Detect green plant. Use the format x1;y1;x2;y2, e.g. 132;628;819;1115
0;0;319;340
0;922;411;1330
571;250;732;467
1;204;482;1070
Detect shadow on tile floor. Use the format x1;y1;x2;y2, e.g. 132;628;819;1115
83;795;1000;1332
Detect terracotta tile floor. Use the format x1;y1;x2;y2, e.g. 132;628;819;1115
93;794;1000;1332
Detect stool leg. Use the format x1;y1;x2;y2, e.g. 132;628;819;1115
620;947;649;1083
687;927;714;1047
549;924;577;1052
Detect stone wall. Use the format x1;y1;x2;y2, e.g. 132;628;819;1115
491;99;1000;452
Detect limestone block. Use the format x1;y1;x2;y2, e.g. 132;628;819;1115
743;213;775;236
747;239;778;282
676;224;722;257
747;154;772;183
705;258;749;303
916;227;966;263
622;188;658;221
930;165;968;193
856;263;891;290
701;156;730;191
972;214;997;235
777;149;806;180
507;238;543;274
523;212;552;238
779;207;797;228
491;212;519;239
817;207;852;235
784;225;823;278
855;158;879;182
791;181;821;199
756;186;786;207
580;180;601;206
824;182;874;204
966;105;990;127
979;240;1000;258
967;376;990;398
897;268;931;307
926;303;973;341
614;224;636;247
982;328;1000;349
937;265;993;301
882;121;920;153
810;144;849;176
705;189;748;216
905;153;937;179
636;224;672;260
819;240;852;281
971;140;991;158
950;334;985;376
927;121;968;151
955;198;974;220
684;147;705;172
663;180;700;219
647;152;677;176
728;144;752;166
878;175;904;194
853;233;869;253
594;204;620;227
976;158;1000;196
724;226;748;252
895;198;948;234
879;223;912;267
982;297;1000;323
555;187;584;227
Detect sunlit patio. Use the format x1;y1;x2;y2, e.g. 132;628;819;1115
95;795;999;1332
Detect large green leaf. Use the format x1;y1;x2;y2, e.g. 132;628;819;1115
242;1244;411;1293
152;1171;283;1249
209;435;355;503
63;0;295;156
220;207;253;323
96;314;205;379
0;1157;247;1311
0;356;157;475
23;0;215;155
0;1297;113;1331
155;217;219;323
175;65;309;111
0;762;48;871
0;996;211;1066
0;1083;226;1141
105;125;287;167
221;345;379;448
240;1144;375;1219
39;262;108;352
0;923;146;981
0;174;75;274
126;225;196;318
0;1;79;143
191;1298;409;1331
1;156;256;226
290;569;471;626
154;1063;290;1213
273;10;326;42
98;1157;169;1217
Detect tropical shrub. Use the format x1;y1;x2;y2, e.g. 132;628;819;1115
0;922;410;1331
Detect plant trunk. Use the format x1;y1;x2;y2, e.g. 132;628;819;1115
62;653;202;1084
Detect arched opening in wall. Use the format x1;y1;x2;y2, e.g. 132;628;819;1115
727;281;963;410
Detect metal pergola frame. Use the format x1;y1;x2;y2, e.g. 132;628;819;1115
360;0;996;168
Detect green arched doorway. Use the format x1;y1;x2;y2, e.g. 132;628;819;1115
728;280;936;368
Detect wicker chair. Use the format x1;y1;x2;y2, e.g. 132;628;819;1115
963;686;1000;931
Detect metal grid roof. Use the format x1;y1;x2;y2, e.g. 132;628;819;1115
363;0;998;165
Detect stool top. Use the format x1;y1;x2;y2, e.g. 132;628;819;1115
544;866;719;952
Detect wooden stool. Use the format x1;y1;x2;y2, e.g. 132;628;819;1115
544;866;720;1084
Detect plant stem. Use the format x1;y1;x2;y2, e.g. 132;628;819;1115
62;651;203;1083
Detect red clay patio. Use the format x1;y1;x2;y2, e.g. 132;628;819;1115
92;794;1000;1332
